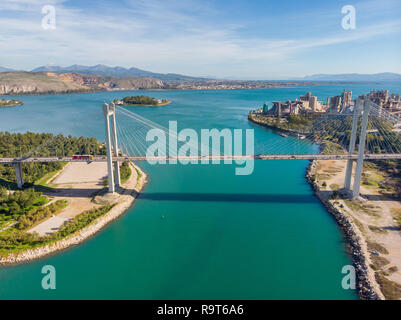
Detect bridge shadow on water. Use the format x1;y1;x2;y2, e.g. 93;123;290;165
137;192;318;203
138;190;401;204
6;180;397;204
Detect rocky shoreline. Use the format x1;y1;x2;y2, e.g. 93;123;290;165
0;163;147;266
249;114;383;299
248;114;306;137
305;161;383;300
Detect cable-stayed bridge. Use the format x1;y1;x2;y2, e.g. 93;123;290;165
1;153;401;164
2;98;401;199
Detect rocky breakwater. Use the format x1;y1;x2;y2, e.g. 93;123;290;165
305;161;384;300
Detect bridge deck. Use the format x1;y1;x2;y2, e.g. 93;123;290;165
1;154;401;164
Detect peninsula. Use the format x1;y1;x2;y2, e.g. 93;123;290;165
0;131;147;264
116;95;171;107
0;69;355;96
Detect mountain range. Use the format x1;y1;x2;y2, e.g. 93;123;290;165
301;72;401;82
0;66;17;73
23;64;205;81
1;65;400;83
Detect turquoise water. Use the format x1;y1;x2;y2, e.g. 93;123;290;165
1;84;399;299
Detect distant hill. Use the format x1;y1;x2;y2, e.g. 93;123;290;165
31;64;206;81
302;72;401;82
0;66;16;72
0;71;319;94
0;72;164;95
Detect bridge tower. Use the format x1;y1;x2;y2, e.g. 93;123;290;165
352;100;371;198
344;98;362;190
343;99;371;198
103;102;121;193
13;162;24;189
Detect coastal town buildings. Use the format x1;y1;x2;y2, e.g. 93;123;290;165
256;89;401;118
262;92;325;116
327;90;352;113
360;90;401;114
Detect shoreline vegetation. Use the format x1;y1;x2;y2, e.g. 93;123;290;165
0;131;147;265
0;99;23;107
0;162;147;265
249;111;401;300
115;95;171;107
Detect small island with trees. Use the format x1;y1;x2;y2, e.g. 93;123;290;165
0;99;24;107
115;95;171;107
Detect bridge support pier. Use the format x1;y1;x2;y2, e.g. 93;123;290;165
103;102;119;193
344;98;362;190
352;100;371;198
13;162;24;189
110;106;121;188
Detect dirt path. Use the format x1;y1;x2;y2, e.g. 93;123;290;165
1;161;147;265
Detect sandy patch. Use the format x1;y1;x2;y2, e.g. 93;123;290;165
53;162;107;184
27;162;109;236
1;162;147;265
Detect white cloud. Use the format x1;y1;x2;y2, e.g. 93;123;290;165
0;0;400;78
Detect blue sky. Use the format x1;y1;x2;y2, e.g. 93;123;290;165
0;0;400;79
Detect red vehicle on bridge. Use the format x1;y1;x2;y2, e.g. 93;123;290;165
72;155;94;161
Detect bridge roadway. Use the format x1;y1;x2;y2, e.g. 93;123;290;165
1;153;401;164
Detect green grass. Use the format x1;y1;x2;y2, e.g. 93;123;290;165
321;141;347;155
344;199;379;217
316;173;331;180
375;272;401;300
323;166;343;174
104;162;132;186
0;220;14;230
352;218;365;233
362;171;384;188
52;204;113;239
34;164;67;187
368;225;388;234
0;178;17;190
367;241;389;255
135;167;143;189
120;162;132;184
0;204;112;258
370;254;390;270
15;200;68;231
0;233;49;257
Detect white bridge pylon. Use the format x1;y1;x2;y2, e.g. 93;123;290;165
102;99;391;198
103;102;120;193
0;95;397;200
344;98;371;198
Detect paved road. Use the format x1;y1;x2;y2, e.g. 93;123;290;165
2;153;401;164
